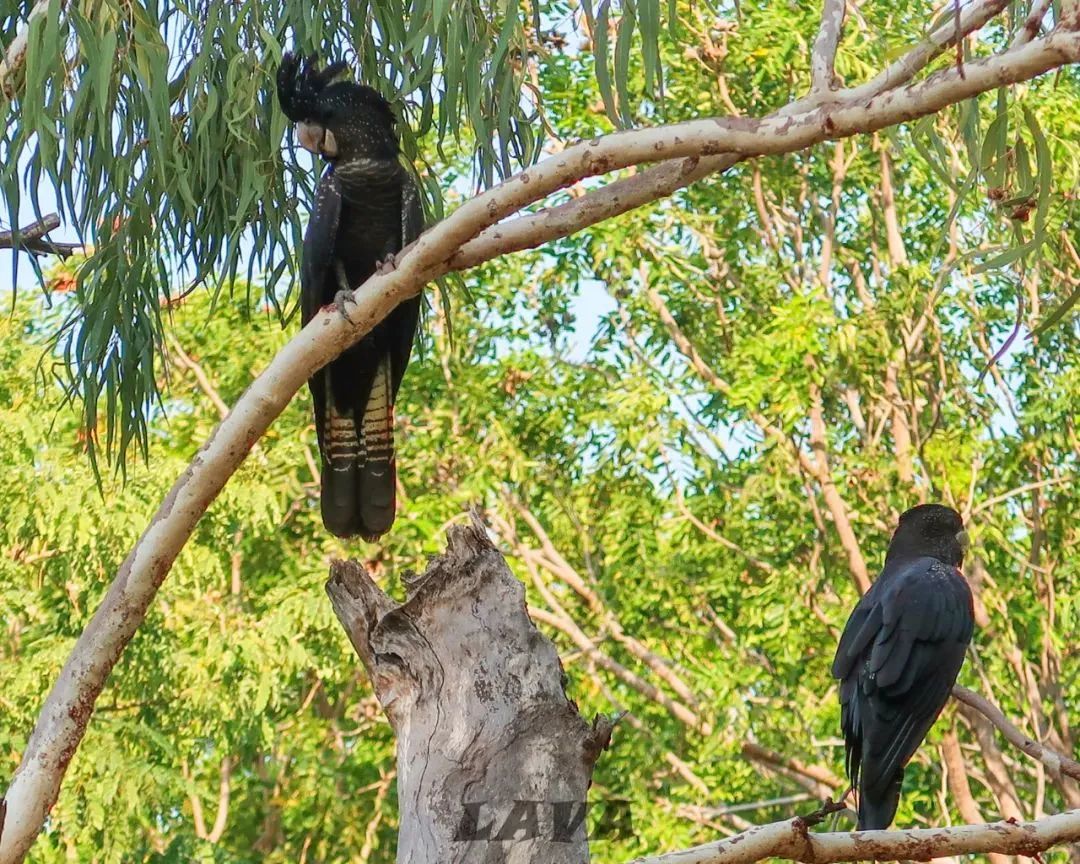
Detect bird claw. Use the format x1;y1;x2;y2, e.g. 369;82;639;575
376;253;398;275
332;290;359;324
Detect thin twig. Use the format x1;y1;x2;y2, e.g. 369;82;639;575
970;476;1070;516
165;334;231;420
0;215;82;259
952;685;1080;782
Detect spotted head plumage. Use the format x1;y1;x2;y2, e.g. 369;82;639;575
276;52;399;163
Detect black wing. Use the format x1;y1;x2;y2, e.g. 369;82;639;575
387;170;424;399
300;168;342;460
832;557;974;822
301;168;342;326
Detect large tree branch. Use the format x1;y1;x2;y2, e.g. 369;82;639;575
1013;0;1056;47
3;14;1078;862
453;27;1075;270
845;0;1011;103
629;809;1080;864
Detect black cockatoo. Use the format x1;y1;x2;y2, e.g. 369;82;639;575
277;52;423;539
831;504;974;830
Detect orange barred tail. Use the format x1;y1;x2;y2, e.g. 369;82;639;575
319;402;362;537
357;357;397;540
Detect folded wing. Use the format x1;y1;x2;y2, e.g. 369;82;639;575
832;557;974;829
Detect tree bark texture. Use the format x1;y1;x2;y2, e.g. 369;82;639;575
326;515;614;864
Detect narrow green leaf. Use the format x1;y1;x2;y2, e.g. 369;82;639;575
1023;105;1052;254
614;2;637;128
1014;136;1033;197
639;0;660;94
593;0;619;126
971;242;1031;273
1033;284;1080;336
97;31;117;116
980;89;1009;188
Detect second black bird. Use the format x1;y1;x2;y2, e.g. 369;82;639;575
277;53;423;540
832;503;974;830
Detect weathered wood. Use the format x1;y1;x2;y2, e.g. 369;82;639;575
326;514;614;863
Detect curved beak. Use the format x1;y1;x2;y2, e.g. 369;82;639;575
297;121;325;155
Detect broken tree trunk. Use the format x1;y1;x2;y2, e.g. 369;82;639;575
325;515;614;864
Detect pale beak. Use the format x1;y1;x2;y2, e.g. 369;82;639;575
297;121;325;155
956;530;970;554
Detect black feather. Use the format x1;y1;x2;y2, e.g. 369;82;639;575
278;52;423;540
832;504;974;830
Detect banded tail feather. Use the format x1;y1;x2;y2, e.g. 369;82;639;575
317;359;397;540
357;357;397;540
319;395;363;538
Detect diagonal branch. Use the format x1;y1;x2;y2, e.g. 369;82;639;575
940;729;1012;864
1013;0;1056;47
843;0;1012;103
165;333;231;420
953;685;1080;782
206;756;234;844
740;743;842;798
491;512;710;734
969;476;1070;516
2;17;1078;864
505;498;704;710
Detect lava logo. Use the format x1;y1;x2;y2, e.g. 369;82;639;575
453;799;633;843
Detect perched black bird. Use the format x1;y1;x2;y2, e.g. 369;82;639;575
277;53;423;539
832;504;974;830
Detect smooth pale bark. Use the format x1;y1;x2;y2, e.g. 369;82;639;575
326;516;615;863
630;809;1080;864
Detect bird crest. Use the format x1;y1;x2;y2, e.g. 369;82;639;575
277;51;398;134
277;52;350;123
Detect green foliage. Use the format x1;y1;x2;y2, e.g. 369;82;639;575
1;0;551;467
3;0;1076;470
1;0;1079;861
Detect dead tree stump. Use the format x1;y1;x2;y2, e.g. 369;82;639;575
326;515;614;863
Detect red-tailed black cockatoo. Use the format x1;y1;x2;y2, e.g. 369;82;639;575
277;53;423;540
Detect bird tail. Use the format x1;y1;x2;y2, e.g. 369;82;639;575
356;356;397;540
317;356;398;540
320;400;363;538
857;771;903;830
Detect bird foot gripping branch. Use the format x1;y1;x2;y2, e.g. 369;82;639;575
329;289;359;324
375;252;399;275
